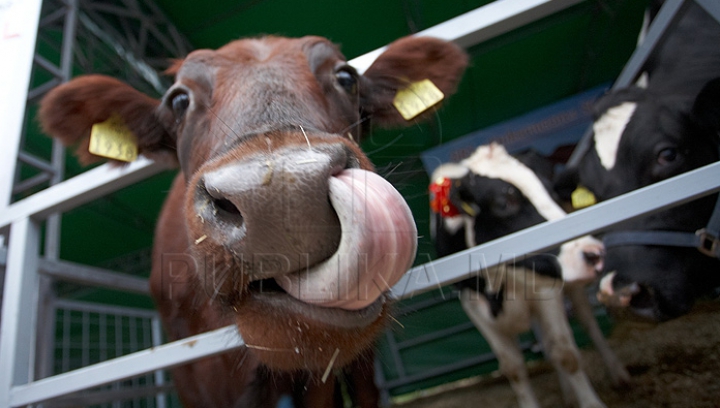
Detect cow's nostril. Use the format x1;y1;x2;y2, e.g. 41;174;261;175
213;198;241;216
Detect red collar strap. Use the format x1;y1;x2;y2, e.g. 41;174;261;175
429;177;460;217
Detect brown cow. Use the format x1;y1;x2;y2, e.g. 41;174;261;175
39;35;467;407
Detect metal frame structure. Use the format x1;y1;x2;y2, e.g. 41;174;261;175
2;0;720;406
45;299;168;408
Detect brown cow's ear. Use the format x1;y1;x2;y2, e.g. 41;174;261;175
359;36;468;127
39;75;177;167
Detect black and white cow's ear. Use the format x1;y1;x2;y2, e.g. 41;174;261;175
358;36;468;127
691;77;720;134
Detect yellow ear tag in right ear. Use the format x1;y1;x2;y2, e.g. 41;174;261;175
571;186;597;209
89;115;139;162
393;79;444;120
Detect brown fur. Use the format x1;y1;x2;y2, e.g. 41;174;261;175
39;35;467;407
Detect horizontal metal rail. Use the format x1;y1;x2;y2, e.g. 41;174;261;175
350;0;582;73
9;325;244;407
39;259;150;295
391;160;720;299
0;158;166;230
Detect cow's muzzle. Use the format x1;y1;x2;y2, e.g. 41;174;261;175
190;141;417;311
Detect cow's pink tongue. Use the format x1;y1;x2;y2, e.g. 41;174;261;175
275;169;417;310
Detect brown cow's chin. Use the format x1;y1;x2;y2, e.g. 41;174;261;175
234;287;387;372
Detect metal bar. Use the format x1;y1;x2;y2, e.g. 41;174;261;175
81;311;90;367
17;151;57;174
36;276;57;380
39;259;150;295
695;0;720;23
0;158;167;228
53;299;157;320
0;218;42;407
612;0;690;90
151;317;168;408
12;173;53;195
139;0;192;54
396;291;457;315
39;7;69;28
350;0;583;74
27;77;63;103
391;160;720;300
33;54;65;79
0;0;43;209
60;0;78;81
384;330;407;378
42;384;175;408
83;3;141;19
380;348;503;390
396;322;476;350
61;309;71;373
9;325;244;407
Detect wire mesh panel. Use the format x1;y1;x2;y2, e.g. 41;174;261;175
50;300;179;408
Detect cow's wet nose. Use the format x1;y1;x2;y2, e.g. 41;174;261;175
194;146;347;279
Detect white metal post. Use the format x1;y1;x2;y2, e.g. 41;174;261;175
0;0;43;209
0;217;42;407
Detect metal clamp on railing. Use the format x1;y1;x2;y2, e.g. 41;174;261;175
696;228;720;257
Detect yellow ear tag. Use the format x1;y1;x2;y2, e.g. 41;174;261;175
571;186;597;209
88;115;138;162
393;79;444;120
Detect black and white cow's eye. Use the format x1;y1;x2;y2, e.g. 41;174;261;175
492;188;521;217
657;147;678;165
335;67;358;95
170;92;190;117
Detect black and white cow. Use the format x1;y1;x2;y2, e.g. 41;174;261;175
556;1;720;321
430;143;629;408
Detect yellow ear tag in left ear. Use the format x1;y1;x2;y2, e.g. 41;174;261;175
393;79;444;120
89;115;139;162
571;186;597;209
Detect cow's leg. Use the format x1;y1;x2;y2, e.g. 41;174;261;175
460;288;540;408
531;320;578;407
532;292;606;408
565;284;631;388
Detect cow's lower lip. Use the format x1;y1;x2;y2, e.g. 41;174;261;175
246;287;384;328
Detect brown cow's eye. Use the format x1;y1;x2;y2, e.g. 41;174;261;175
657;147;678;165
335;67;358;95
171;92;190;117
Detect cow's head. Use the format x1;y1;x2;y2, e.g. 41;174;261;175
39;35;467;370
431;143;603;283
557;78;720;320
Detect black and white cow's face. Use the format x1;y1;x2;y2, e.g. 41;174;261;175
575;87;718;200
561;79;720;320
432;144;602;283
453;169;551;246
